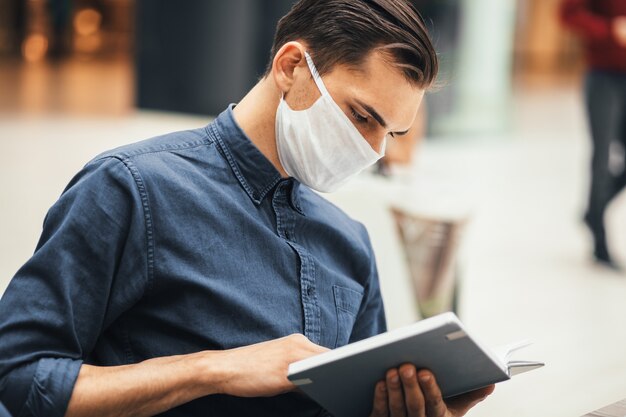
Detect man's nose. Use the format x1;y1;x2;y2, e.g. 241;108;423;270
369;130;387;154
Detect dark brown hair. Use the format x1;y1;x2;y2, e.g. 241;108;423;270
265;0;438;88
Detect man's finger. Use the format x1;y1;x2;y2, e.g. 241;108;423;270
398;364;425;417
418;371;447;417
447;384;496;414
464;384;495;404
386;368;407;417
370;381;389;417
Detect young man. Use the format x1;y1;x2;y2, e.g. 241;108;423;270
0;1;494;416
561;0;626;268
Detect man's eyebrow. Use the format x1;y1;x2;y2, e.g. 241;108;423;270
355;99;387;129
355;99;410;136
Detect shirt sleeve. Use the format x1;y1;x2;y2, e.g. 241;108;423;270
560;0;612;41
0;157;150;417
348;225;387;343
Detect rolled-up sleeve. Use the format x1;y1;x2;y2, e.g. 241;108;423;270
0;157;150;417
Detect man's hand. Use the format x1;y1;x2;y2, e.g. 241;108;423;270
207;333;329;398
66;334;328;417
612;16;626;48
369;364;495;417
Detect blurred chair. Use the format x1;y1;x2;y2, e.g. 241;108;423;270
390;207;467;318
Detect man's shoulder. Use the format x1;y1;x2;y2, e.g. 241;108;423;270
91;125;214;164
58;124;223;201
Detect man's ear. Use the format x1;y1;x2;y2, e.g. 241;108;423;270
271;41;307;96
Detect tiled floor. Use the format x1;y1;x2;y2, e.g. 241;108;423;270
1;83;625;416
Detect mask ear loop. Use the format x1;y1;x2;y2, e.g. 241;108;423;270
304;52;330;97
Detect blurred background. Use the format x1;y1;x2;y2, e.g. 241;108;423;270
1;1;625;416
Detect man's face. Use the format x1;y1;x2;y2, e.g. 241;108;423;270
285;49;425;154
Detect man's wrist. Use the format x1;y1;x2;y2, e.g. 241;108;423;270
192;350;230;396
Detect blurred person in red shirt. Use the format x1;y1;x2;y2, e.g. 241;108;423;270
561;0;626;269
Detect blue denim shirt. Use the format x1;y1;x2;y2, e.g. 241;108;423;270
0;106;386;417
0;403;10;417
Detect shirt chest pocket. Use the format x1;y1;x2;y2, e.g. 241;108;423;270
333;285;363;348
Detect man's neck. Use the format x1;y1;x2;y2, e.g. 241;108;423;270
232;78;288;178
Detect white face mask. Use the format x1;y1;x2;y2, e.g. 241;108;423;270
275;52;386;193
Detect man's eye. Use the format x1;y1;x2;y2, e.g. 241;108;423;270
350;108;368;123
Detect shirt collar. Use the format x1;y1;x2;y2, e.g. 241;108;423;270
207;105;304;214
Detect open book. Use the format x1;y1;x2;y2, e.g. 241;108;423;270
288;312;543;417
